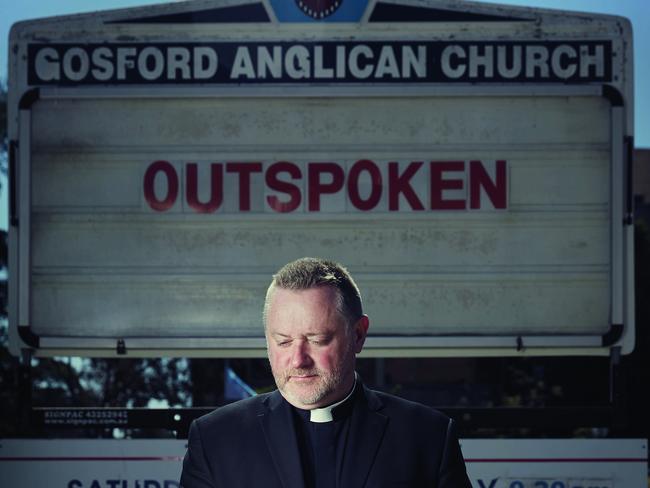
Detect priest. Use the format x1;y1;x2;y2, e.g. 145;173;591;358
181;257;472;487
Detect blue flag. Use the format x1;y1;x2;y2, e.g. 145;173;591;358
224;366;257;401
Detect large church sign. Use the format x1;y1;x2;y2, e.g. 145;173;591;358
7;0;634;357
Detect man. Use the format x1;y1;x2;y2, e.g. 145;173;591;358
181;257;472;487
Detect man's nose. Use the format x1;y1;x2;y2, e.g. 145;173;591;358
291;341;313;369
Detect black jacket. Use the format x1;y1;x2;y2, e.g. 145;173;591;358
181;383;471;487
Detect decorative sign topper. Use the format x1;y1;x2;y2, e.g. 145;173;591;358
295;0;343;19
270;0;366;22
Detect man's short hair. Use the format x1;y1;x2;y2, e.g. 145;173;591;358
264;257;363;328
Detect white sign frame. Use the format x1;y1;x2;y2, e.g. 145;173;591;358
7;0;635;358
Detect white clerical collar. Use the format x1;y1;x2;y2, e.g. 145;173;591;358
309;374;357;423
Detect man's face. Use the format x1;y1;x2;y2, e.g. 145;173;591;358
265;286;368;410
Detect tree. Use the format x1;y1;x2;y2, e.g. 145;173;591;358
0;82;17;436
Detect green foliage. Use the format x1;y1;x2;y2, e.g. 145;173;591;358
31;357;192;409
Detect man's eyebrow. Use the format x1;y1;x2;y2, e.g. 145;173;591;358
271;332;330;338
272;332;291;338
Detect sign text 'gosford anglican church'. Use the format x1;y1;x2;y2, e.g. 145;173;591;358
142;159;507;214
29;41;611;85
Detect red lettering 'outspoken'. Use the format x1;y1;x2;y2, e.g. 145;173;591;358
226;162;263;211
143;159;507;213
348;159;382;211
308;162;345;211
143;160;178;212
266;162;302;213
469;160;507;209
186;163;223;213
388;161;424;211
430;161;466;210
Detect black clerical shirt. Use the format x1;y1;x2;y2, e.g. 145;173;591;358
291;384;358;488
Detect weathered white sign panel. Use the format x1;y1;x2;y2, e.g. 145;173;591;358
1;438;646;487
462;439;648;488
0;439;185;488
7;0;634;357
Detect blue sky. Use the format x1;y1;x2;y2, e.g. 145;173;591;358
1;0;648;229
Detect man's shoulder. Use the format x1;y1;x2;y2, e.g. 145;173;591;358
367;387;451;425
194;392;275;430
364;387;456;447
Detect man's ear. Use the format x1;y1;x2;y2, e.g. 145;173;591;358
353;315;370;353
